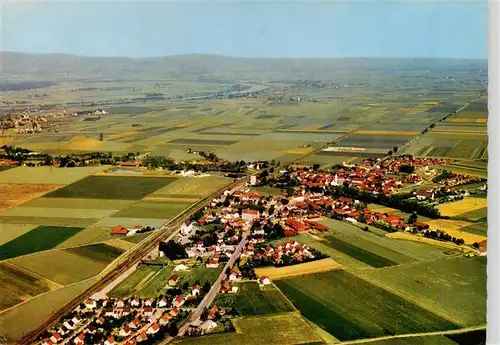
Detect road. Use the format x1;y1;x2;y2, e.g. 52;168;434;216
339;325;486;344
19;177;249;345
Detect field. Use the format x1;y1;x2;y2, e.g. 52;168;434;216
437;198;487;219
0;278;97;343
109;264;176;298
44;175;175;199
111;200;193;219
175;312;323;345
357;256;487;326
0;225;84;260
8;245;120;286
254;258;342;279
152;175;231;197
0;184;62;211
20;197;134;210
425;219;486;245
0;263;53;311
216;282;294;316
275;270;459;341
65;242;124;264
0;166;106;184
0;223;38;246
385;232;477;253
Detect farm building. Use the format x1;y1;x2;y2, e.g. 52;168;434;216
109;225;128;236
242;209;260;223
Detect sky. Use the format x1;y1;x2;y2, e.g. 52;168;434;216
0;0;488;59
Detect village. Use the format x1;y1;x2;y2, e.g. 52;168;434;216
34;154;487;345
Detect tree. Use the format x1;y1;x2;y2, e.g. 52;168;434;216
286;187;294;197
280;198;289;205
387;150;393;156
167;323;179;337
408;212;418;224
312;164;320;171
203;281;211;293
393;146;398;153
472;242;480;249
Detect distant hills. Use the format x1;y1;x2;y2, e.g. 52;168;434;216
0;51;487;81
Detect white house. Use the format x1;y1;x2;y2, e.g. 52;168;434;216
50;333;62;343
147;323;160;335
199;320;217;332
157;297;168;308
172;296;185;308
259;276;271;285
63;321;75;330
242;209;259;223
174;263;189;271
180;219;194;236
250;175;258;186
73;334;85;345
119;326;131;337
84;299;97;310
104;337;115;345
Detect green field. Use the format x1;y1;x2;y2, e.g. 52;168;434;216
276;270;459;341
366;336;459;345
0;216;97;227
0;166;106;184
0;277;97;342
109;265;162;298
152;175;231;196
111;200;193;219
459;222;487;237
216;282;294;316
0;225;84;260
0;263;52;311
8;249;115;286
1;206;118;219
176;312;323;345
0;223;38;246
44;175;175;199
65;243;124;264
21;197;134;210
177;267;223;285
357;256;487;326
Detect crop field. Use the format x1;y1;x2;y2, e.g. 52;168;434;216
0;263;53;311
0;166;106;184
176;312;323;345
215;139;312;162
95;216;168;228
459;222;487;237
217;282;294;316
111;200;193;219
335;134;415;150
21;197;134;210
0;223;38;246
317;219;456;264
65;242;124;264
1;206;118;219
177;267;223;285
367;336;460;345
122;232;151;244
254;258;342;279
437;198;487;218
275;270;459;341
55;226;113;248
0;278;97;343
385;232;476;253
0;184;63;211
358;256;486;326
108;265;160;297
0;225;84;260
8;248;115;285
0;215;97;227
152;175;231;197
105;238;136;251
169;138;238;146
44;175;175;199
425;219;486;245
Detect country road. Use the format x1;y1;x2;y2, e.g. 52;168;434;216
338;325;487;345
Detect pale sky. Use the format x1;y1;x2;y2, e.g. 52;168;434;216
0;0;488;59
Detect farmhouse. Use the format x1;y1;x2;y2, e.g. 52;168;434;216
147;323;160;335
74;333;85;345
260;276;271;285
109;225;128;236
174;263;189;271
50;333;62;343
172;295;185;308
168;275;180;286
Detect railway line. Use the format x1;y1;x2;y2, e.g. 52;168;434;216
18;177;248;345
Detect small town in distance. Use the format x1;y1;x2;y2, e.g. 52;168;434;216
0;1;490;344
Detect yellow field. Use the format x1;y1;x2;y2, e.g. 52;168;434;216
432;130;487;135
60;135;103;150
275;129;346;134
355;130;419;136
143;196;199;203
108;131;139;139
0;183;63;211
168;108;183;113
0;224;39;246
254;258;342;279
448;118;487;124
386;232;475;252
437;198;487;217
105;239;136;251
426;219;486;245
423;101;440;106
0;137;14;146
282;147;314;155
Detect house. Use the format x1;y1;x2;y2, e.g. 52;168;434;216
136;331;148;343
242;209;260;223
180;219;194;236
414;190;434;200
143;298;154;307
74;333;85;345
172;295;185;308
122;307;131;316
116;298;126;308
131;298;141;307
206;259;220;268
128;319;141;329
174;263;189;271
110;225;128;236
192;284;201;296
63;321;74;330
42;339;54;345
229;270;242;281
104;337;115;345
199;320;217;332
84;326;96;335
50;333;62;343
259;276;271;285
103;308;115;317
147;323;160;335
143;307;154;317
71;315;82;325
414;221;429;230
169;307;180;317
159;314;171;325
158;297;168;308
96;317;105;325
119;326;131;337
84;299;97;310
168;275;180;286
478;240;487;256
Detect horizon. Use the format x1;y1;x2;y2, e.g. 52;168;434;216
1;1;488;59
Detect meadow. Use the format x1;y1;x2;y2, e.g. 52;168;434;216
217;282;294;316
65;242;124;264
0;225;84;260
0;166;106;184
112;200;193;219
175;312;323;345
357;256;487;326
275;270;459;341
254;258;342;279
44;175;175;199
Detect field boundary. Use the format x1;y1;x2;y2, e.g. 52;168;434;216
338;325;486;344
